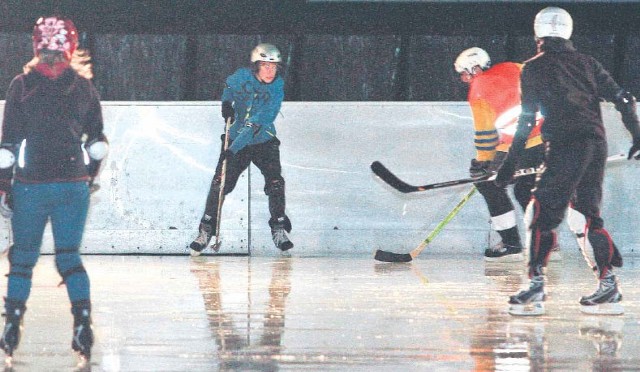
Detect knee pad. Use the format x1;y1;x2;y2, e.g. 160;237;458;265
7;247;38;280
55;247;86;285
264;178;285;196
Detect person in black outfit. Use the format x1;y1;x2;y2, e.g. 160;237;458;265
496;7;640;316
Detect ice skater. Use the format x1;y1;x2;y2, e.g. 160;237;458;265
0;15;107;363
190;43;293;255
454;47;546;262
496;7;640;316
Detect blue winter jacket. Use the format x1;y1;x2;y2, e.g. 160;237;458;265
221;67;284;154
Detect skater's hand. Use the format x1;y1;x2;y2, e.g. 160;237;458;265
222;101;235;124
495;158;516;188
221;149;234;161
0;192;12;219
628;137;640;160
469;159;491;178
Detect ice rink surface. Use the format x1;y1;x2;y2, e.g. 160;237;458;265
1;249;639;371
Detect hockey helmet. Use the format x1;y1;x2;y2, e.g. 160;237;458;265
251;43;282;63
454;47;491;75
534;7;573;40
32;16;78;60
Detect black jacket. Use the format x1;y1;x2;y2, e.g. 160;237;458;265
0;68;106;188
519;38;622;143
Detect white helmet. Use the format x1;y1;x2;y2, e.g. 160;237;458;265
454;47;491;74
534;7;573;40
251;43;281;63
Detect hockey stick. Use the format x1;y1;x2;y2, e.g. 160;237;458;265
373;152;627;263
212;117;233;252
374;186;477;262
371;161;538;193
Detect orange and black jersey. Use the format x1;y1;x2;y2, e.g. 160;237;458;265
467;62;543;161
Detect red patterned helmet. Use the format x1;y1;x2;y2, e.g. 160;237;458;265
32;16;78;59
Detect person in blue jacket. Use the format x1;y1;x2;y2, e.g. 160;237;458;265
191;43;292;255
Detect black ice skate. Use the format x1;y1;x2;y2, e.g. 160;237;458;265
0;301;25;361
484;242;524;262
579;274;623;315
508;276;545;316
72;303;94;362
271;218;293;251
190;222;215;257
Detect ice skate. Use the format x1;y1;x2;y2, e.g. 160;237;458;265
508;276;545;316
484;242;523;262
72;304;94;363
0;302;25;362
580;274;623;315
271;218;293;251
190;222;215;257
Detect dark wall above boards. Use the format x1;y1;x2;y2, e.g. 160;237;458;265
0;1;639;101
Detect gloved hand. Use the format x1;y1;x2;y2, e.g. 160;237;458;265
0;192;12;219
469;159;491;178
221;101;235;124
221;149;234;162
628;137;640;160
494;157;517;188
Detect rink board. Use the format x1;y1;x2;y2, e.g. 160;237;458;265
0;101;637;256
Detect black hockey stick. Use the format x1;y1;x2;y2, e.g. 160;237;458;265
373;153;627;263
371;161;537;193
374;186;476;262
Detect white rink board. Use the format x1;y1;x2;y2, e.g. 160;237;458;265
0;101;637;256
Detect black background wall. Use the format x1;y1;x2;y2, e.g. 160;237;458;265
0;0;639;101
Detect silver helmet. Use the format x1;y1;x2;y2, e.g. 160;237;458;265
250;43;281;63
534;7;573;40
454;47;491;74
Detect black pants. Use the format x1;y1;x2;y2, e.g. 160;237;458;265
527;139;621;278
203;136;287;230
476;145;545;220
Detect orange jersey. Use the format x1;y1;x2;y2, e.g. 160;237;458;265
468;62;543;161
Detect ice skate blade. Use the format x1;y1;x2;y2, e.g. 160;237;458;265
580;303;624;315
508;302;545;316
485;252;524;263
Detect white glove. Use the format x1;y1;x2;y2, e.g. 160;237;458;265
0;192;12;219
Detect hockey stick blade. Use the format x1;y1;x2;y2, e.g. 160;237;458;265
374;249;412;263
374;187;477;262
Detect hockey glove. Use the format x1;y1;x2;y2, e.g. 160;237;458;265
0;192;12;219
469;159;491;178
628;138;640;160
494;157;516;189
221;149;234;162
221;101;235;124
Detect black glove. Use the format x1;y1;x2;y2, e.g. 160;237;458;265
221;101;235;124
494;157;516;188
469;159;491;178
628;138;640;160
221;149;234;161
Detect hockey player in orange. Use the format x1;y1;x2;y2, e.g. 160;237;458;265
455;47;546;262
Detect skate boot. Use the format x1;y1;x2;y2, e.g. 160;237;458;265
484;242;524;262
508;276;545;316
579;273;623;315
71;301;93;362
0;299;26;359
190;221;214;257
270;217;293;251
